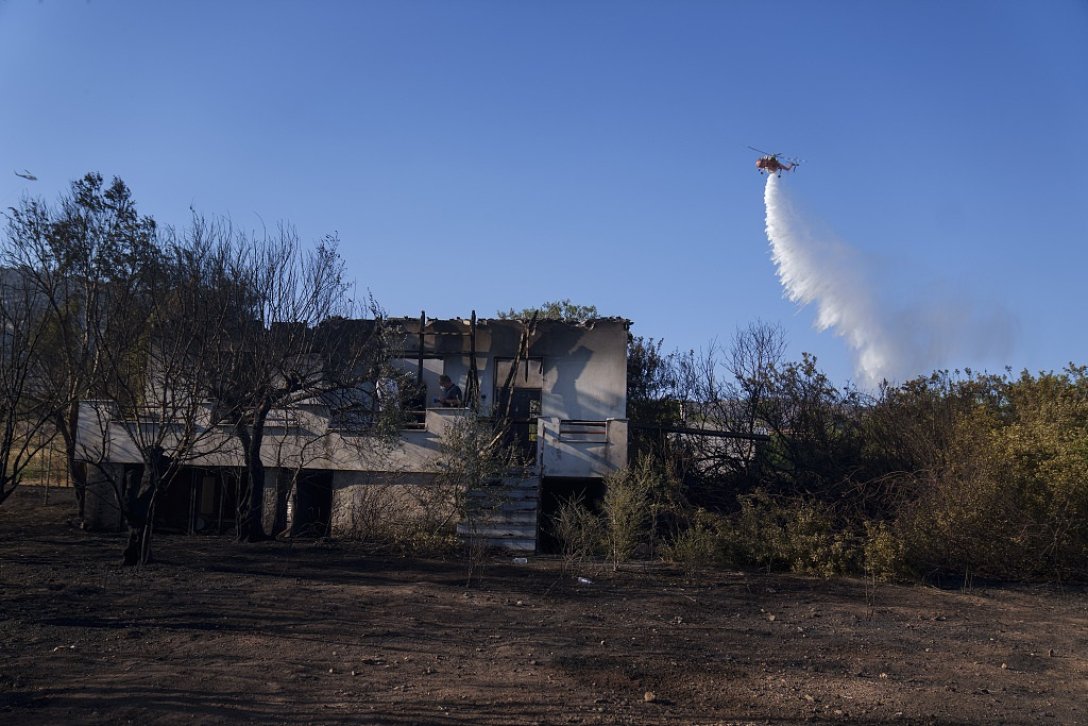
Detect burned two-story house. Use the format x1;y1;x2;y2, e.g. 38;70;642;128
78;314;629;552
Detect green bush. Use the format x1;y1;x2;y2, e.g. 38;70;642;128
716;491;861;577
883;368;1088;581
602;457;656;569
551;495;604;568
663;508;724;573
862;520;910;581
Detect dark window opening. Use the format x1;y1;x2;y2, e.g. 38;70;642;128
538;476;606;554
292;470;333;538
152;467;239;535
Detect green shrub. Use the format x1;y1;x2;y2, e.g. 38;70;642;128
862;520;910;581
863;368;1088;582
717;491;862;577
551;495;604;568
663;508;723;573
602;458;656;569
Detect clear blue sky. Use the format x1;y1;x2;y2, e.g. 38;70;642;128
2;1;1086;388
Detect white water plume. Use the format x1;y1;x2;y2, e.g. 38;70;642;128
763;174;1014;388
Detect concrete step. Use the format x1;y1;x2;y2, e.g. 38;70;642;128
465;491;537;509
465;505;538;521
502;479;538;489
463;509;538;525
504;478;540;489
457;522;537;540
467;489;538;504
459;476;540;553
469;537;536;553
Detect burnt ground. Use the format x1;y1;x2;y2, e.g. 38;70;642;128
1;487;1085;725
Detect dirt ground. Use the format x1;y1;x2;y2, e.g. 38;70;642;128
1;487;1085;725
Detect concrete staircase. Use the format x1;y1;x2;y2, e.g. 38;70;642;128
456;474;540;553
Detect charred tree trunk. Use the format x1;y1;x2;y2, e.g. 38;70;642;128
236;402;272;543
121;449;168;567
57;406;89;525
122;514;149;567
122;475;149;566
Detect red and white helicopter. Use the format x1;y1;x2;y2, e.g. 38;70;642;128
750;147;799;176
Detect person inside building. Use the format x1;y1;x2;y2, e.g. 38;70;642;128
437;374;463;407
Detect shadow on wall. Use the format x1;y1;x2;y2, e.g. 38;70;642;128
530;322;625;421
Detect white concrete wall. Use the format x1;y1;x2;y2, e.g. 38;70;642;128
531;321;627;422
76;320;630;479
84;462;125;531
538;417;629;479
329;470;451;539
422;319;628;421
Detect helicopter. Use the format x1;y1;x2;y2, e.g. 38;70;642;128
14;169;37;181
749;147;799;176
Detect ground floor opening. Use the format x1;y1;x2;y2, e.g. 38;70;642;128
537;476;606;554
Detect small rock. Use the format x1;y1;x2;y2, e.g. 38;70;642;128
643;691;657;703
767;614;777;622
328;668;335;674
1001;662;1008;670
879;673;889;680
1048;649;1056;657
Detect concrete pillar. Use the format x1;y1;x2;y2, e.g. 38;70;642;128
84;463;125;531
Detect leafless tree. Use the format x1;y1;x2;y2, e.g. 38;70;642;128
2;173;158;523
77;224;249;564
204;224;387;542
0;268;64;505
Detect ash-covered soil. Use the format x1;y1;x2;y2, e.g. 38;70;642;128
1;486;1085;725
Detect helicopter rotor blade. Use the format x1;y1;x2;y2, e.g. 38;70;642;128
747;146;773;156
